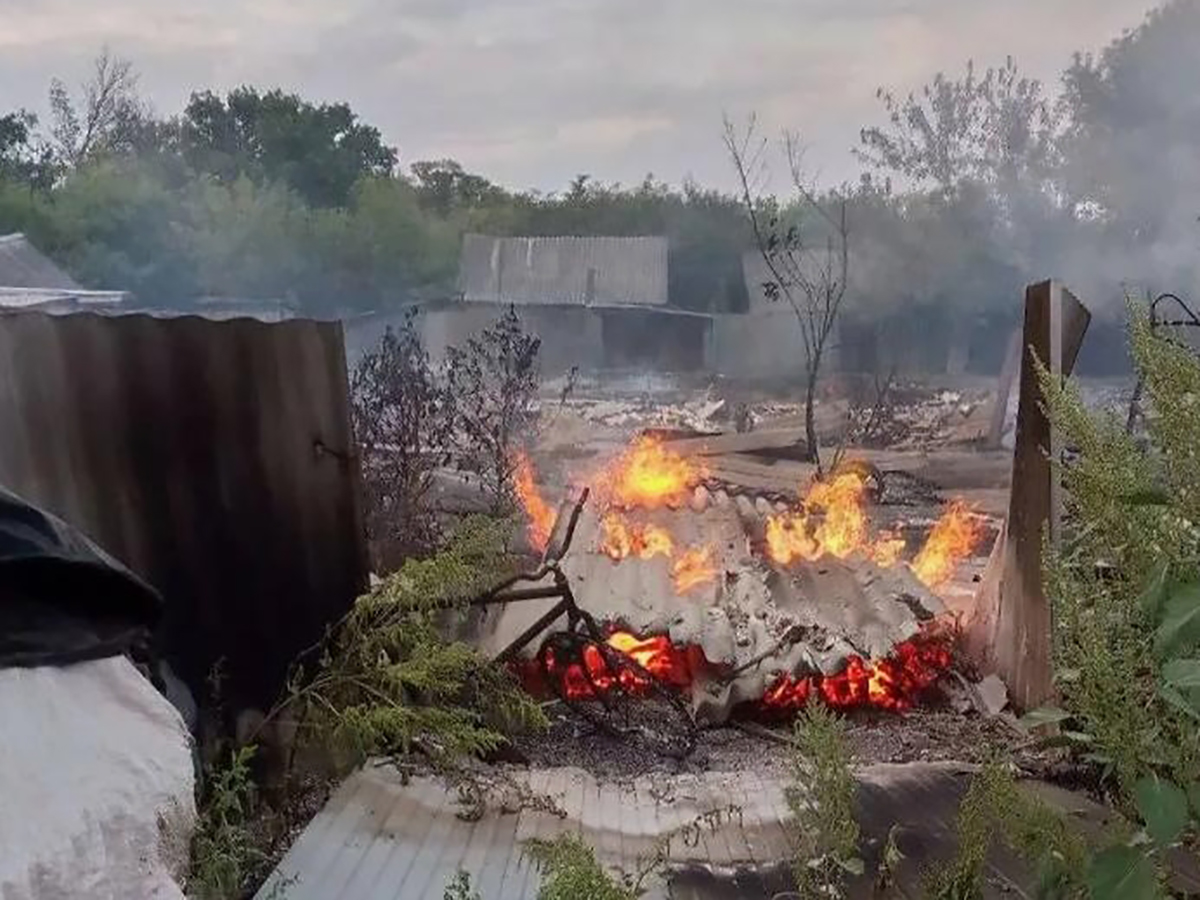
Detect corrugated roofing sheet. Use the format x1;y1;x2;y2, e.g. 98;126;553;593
0;234;82;291
255;762;796;900
458;235;668;308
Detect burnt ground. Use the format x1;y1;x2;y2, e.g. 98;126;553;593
509;690;1034;784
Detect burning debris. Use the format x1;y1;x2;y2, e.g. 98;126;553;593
592;434;706;509
514;451;556;551
496;434;990;728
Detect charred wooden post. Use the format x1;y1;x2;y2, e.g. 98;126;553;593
970;280;1090;710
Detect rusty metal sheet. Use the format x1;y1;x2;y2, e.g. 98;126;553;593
0;311;367;709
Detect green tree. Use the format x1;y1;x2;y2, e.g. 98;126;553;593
1057;0;1200;295
41;159;196;301
180;87;397;208
410;159;506;214
0;110;54;189
181;175;312;301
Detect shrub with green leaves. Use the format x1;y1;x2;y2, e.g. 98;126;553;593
786;703;862;899
927;761;1089;900
524;834;639;900
188;745;264;900
276;515;546;768
1033;300;1200;895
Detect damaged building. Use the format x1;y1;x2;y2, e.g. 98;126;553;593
0;234;126;314
346;234;715;376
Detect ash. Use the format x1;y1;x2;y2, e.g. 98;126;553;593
511;697;1027;783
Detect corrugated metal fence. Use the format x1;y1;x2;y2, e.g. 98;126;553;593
0;311;368;709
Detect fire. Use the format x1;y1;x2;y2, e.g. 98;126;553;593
765;470;899;566
595;435;705;509
539;631;694;701
528;623;954;713
872;529;907;567
759;625;955;714
911;501;984;588
764;466;984;590
513;451;556;551
599;513;675;561
672;545;717;593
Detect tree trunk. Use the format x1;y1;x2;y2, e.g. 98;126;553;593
804;364;821;473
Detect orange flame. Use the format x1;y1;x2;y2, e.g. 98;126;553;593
911;500;984;588
599;513;675;561
672;545;717;593
765;470;897;565
513;451;555;551
765;466;983;589
759;628;954;714
595;435;705;509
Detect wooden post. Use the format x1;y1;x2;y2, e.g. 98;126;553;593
986;328;1023;449
969;280;1090;711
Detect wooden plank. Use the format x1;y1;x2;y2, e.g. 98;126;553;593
664;427;809;457
969;281;1090;711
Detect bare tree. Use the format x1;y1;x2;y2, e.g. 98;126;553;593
48;47;145;169
352;312;453;569
724;114;850;475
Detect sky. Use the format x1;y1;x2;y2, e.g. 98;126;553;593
0;0;1158;194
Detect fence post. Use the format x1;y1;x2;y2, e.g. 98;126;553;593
969;280;1090;710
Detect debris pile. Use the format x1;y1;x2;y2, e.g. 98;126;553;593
488;436;994;726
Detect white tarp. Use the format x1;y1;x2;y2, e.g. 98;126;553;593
0;656;196;900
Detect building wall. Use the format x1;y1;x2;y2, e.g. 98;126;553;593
709;309;841;382
343;303;606;377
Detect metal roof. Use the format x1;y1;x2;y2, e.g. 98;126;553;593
458;234;668;308
255;761;797;900
0;234;82;291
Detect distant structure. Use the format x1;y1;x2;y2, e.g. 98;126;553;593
0;234;126;314
346;234;714;375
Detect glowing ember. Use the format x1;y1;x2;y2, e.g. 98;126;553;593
595;435;705;509
765;470;898;565
513;451;556;551
528;623;954;714
912;501;985;588
539;631;694;701
672;545;717;593
599;512;675;561
759;626;955;714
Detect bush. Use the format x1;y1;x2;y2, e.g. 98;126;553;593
352;313;453;566
1038;302;1200;798
445;306;541;514
786;704;862;899
275;515;546;769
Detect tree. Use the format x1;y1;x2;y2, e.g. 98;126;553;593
352;313;453;566
444;307;541;513
0;110;54;188
857;56;1058;196
45;159;197;301
1056;0;1200;297
409;159;505;214
856;56;1064;369
180;87;397;208
725;115;849;473
181;175;312;301
48;48;150;171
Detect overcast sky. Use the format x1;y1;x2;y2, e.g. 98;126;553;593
0;0;1157;193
